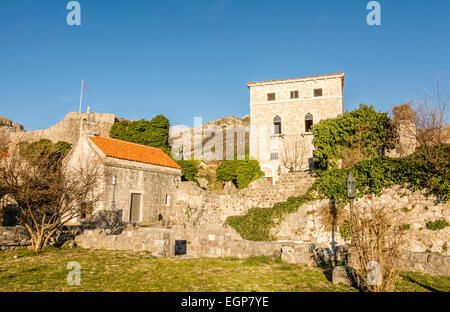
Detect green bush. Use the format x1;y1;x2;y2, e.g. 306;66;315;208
311;104;396;171
177;160;200;182
19;139;72;161
216;158;264;189
426;219;449;231
226;196;308;241
110;115;171;154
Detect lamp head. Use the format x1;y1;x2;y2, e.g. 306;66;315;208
347;173;356;199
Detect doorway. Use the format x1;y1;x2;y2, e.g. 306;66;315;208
129;193;142;222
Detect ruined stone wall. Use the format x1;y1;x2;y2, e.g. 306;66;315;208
168;172;316;228
386;120;417;157
0;226;30;250
2;112;118;153
273;186;450;255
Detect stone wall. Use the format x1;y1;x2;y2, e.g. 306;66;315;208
1;112;120;153
0;226;30;250
347;248;450;276
386;120;417;157
272;186;450;255
74;226;316;266
168;172;316;228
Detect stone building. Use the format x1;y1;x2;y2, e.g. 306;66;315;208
66;134;182;225
248;72;345;183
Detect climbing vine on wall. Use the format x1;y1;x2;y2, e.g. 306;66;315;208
311;104;396;171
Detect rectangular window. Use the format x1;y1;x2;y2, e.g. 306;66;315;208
270;153;279;160
290;90;299;99
267;93;276;101
314;88;323;97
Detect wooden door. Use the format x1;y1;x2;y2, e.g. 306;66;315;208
129;193;142;222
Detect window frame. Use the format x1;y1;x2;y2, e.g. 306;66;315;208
273;115;282;135
313;88;323;97
267;92;276;101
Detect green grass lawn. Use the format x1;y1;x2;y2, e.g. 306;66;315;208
0;247;449;292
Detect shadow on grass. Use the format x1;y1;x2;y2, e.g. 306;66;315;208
401;275;442;292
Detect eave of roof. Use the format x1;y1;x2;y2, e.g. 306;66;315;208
247;72;345;87
0;150;10;159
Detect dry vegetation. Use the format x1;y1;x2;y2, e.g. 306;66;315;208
0;154;101;251
347;200;405;292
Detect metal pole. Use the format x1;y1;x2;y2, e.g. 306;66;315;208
79;79;84;113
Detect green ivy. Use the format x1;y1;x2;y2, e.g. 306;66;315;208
426;219;449;231
311;104;396;170
226;196;308;241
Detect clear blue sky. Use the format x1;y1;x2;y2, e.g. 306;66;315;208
1;0;449;130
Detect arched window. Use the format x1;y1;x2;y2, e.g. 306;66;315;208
273;115;282;135
305;114;313;132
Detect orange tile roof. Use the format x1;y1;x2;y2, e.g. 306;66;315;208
247;72;345;87
88;136;181;169
0;149;10;159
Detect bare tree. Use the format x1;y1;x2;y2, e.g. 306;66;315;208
280;135;308;172
0;154;102;251
347;200;405;292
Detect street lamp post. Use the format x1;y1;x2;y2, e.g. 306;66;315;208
111;175;117;210
347;173;356;212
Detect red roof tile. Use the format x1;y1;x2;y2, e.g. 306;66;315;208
88;136;181;169
0;149;10;159
247;72;345;87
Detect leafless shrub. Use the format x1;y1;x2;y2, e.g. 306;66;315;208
317;202;345;232
0;154;102;251
280;135;308;172
347;199;405;292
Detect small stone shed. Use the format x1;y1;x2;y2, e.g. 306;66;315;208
66;135;182;224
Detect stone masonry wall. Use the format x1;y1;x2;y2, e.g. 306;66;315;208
347;248;450;276
2;112;118;153
0;226;30;250
273;186;450;255
168;172;316;228
74;226;317;266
